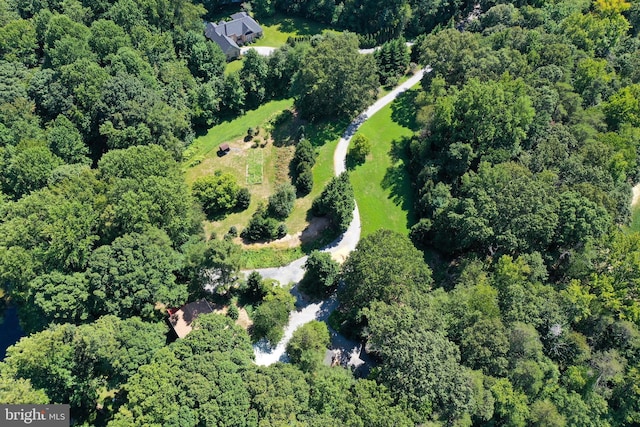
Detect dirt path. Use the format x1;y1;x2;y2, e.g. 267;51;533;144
633;183;640;207
251;68;429;365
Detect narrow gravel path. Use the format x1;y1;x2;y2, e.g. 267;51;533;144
633;183;640;207
252;68;428;366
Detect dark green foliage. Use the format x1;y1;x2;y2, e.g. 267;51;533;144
299;250;339;297
192;170;241;217
311;172;354;232
286;320;330;371
374;37;410;86
292;32;378;121
241;204;287;242
87;228;185;319
340;230;432;324
45;115;89;164
236;187;251;210
295;167;314;195
252;285;295;345
292;138;316;194
242;271;268;303
267;182;296;219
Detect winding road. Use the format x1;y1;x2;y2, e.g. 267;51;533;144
251;67;428;365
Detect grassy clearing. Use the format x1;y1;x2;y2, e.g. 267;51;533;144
240;247;305;269
184;99;293;166
254;13;335;47
225;58;243;75
348;88;420;237
184;99;345;251
247;149;264;184
185;100;293;238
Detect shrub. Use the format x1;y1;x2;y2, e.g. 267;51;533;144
311;172;355;233
236;187;251;211
241;204;285;242
227;304;239;320
299;250;340;298
348;134;372;165
268;183;296;219
295;168;314;196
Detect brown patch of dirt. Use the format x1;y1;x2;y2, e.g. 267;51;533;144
300;216;331;244
236;307;253;330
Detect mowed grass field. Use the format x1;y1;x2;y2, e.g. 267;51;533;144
349;89;419;237
254;13;335;47
183;99;345;256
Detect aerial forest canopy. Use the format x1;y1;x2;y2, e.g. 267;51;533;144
1;0;640;424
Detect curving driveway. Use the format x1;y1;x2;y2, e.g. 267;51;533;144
251;67;428;366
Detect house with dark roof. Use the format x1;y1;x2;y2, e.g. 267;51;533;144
167;299;214;338
204;12;263;60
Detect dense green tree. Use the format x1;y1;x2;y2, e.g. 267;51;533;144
87;228;185;319
348;133;372;165
292;32;378;121
0;142;63;199
267;182;296;219
181;30;225;82
252;284;295;345
311;172;355;232
340;229;432;323
183;237;242;295
88;19;130;59
240;48;269;109
0;18;37;65
30;271;90;326
241;203;287;242
299;250;339;297
192;170;241;216
377;328;474;424
45;114;89;164
286;320;330;371
374;37;410;86
0;364;49;404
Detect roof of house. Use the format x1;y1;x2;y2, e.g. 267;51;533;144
205;23;240;54
204;12;262;54
168;299;214;338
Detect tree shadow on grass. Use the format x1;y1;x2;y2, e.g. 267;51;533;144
381;137;417;230
390;89;421;131
305;117;350;147
258;13;331;36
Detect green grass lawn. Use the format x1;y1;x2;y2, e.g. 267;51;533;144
184;99;293;166
349;89;419;237
254;13;335;47
225;58;243;75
